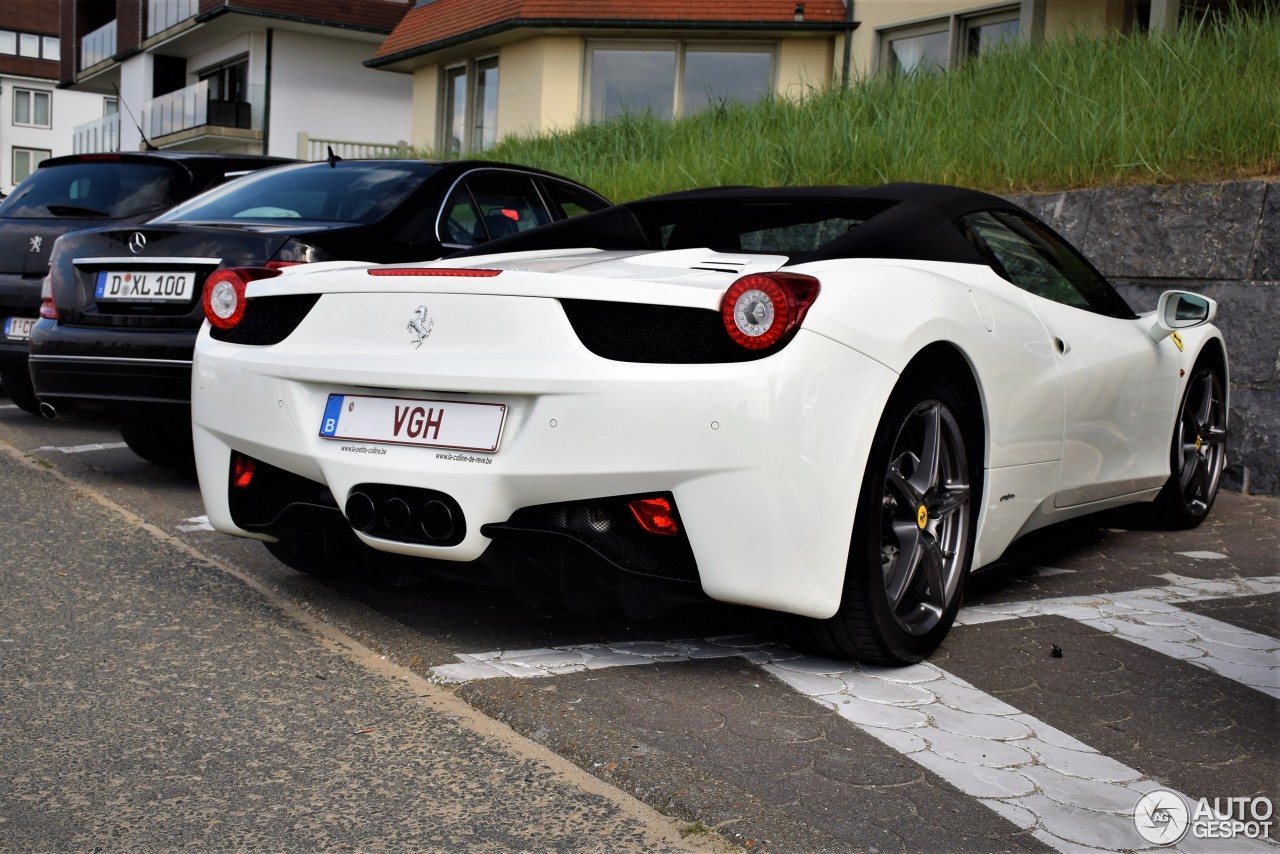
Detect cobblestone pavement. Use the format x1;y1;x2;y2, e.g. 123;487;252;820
1;400;1277;853
434;575;1279;853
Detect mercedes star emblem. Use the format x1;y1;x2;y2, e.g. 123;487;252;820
127;232;147;254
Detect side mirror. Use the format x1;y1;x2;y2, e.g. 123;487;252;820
1147;290;1217;342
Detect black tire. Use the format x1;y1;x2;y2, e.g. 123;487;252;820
1;367;41;415
809;374;980;665
119;422;196;470
1151;365;1226;530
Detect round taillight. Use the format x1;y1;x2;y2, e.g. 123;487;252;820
203;269;247;329
720;273;820;351
202;267;281;330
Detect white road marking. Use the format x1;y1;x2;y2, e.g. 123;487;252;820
1175;551;1228;560
176;515;214;533
433;575;1280;853
954;574;1280;698
1028;565;1076;577
31;442;128;455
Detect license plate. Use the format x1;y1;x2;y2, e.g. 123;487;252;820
3;316;36;340
95;270;196;302
318;394;506;452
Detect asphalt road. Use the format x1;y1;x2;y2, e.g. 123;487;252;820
1;390;1277;853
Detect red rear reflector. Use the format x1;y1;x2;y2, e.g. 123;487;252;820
231;454;255;489
367;268;502;277
628;497;679;537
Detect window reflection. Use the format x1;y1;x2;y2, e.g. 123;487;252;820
682;50;772;114
889;31;949;75
590;49;676;120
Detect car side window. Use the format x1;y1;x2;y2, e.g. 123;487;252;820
541;179;608;219
440;172;551;247
960;210;1134;318
961;211;1091;309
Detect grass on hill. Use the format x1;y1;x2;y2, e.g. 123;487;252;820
453;11;1279;200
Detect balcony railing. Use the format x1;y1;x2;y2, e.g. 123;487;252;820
80;19;116;69
148;0;199;37
73;113;122;154
143;80;265;140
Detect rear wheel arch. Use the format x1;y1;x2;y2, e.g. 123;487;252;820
796;341;987;664
897;342;987;475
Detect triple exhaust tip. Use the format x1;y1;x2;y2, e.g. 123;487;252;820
345;491;455;542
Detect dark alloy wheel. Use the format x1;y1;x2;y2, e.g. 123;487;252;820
813;374;978;665
1153;366;1226;529
1;368;41;415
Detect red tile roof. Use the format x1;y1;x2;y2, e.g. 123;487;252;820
374;0;849;62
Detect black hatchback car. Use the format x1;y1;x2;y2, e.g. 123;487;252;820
0;152;289;413
29;158;610;465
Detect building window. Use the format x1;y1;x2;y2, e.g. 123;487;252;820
0;30;59;59
586;41;775;122
440;56;499;155
13;148;51;184
880;6;1020;75
14;89;52;128
883;25;950;76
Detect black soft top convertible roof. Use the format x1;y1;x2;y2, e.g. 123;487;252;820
456;182;1035;265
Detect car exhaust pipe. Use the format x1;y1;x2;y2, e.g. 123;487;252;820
420;499;455;542
39;401;57;420
382;497;412;534
343;484;465;546
344;491;376;531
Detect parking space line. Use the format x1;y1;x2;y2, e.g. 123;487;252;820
437;575;1280;693
31;442;128;455
432;575;1280;853
954;573;1280;698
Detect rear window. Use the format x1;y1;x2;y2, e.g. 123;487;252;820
650;200;885;254
0;162;181;219
155;162;438;225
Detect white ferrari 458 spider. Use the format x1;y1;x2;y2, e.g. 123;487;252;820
191;184;1227;664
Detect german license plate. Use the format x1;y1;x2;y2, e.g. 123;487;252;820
318;394;506;452
95;270;196;302
3;316;36;340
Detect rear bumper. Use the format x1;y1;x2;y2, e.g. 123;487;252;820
0;272;41;369
192;313;900;619
29;351;192;421
28;319;197;420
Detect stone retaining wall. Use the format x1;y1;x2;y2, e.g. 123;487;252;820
1007;181;1278;495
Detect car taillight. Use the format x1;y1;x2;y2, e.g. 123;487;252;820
202;267;281;330
720;273;820;350
38;266;57;320
367;268;502;277
265;260;303;270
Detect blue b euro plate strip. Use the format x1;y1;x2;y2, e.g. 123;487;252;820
319;394;345;437
94;271;107;299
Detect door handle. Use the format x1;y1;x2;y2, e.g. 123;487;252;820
1055;337;1070;355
